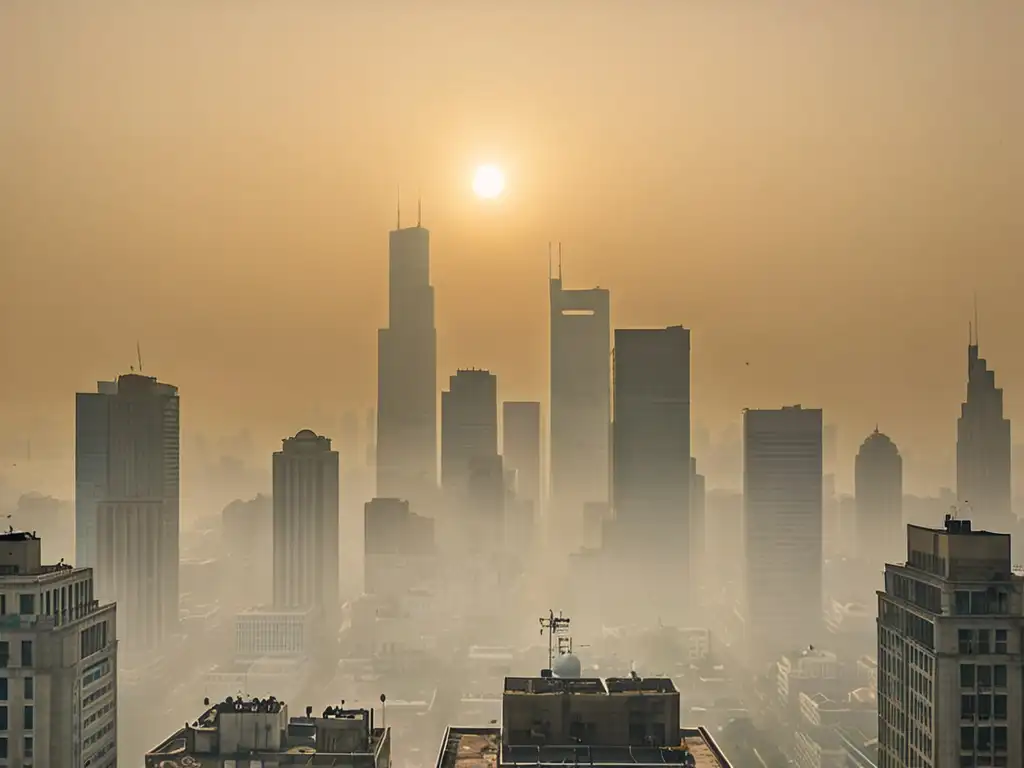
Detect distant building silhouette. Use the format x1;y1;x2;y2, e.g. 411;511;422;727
743;405;823;660
855;428;903;562
364;497;435;597
441;369;498;495
376;217;437;506
957;330;1012;530
502;401;542;511
549;264;610;545
272;430;339;615
690;457;707;587
77;373;180;653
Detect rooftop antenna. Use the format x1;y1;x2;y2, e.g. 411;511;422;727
136;341;144;374
538;609;571;671
973;291;980;346
417;191;422;228
558;242;563;280
396;185;401;229
548;242;553;279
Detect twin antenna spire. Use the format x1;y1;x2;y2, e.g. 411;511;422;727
547;242;563;280
970;291;980;347
396;186;422;229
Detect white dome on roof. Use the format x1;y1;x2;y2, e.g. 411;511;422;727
552;653;582;679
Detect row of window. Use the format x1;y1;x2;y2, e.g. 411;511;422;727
0;640;33;667
958;628;1009;655
960;725;1009;752
0;735;33;760
0;704;34;730
960;663;1009;689
961;693;1008;721
0;578;92;621
953;589;1011;616
0;676;33;701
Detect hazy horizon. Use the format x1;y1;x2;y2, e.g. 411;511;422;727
3;1;1024;498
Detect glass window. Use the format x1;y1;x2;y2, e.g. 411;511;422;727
0;642;7;668
20;641;32;667
979;695;992;720
23;706;32;730
995;629;1008;654
994;726;1008;751
994;664;1007;687
0;736;7;759
979;665;992;687
0;706;7;730
0;678;6;701
0;595;5;615
971;591;990;615
960;725;975;750
17;594;34;616
959;629;973;654
961;694;976;717
994;694;1007;720
977;630;991;654
955;591;971;614
977;726;992;751
960;663;975;687
23;677;32;700
23;736;32;759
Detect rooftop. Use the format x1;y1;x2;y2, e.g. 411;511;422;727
436;728;731;768
504;676;678;696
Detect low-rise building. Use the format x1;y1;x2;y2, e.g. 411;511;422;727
145;697;392;767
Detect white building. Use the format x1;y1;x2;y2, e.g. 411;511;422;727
878;516;1024;767
0;531;117;767
234;606;314;658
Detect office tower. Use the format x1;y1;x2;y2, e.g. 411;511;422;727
221;494;273;607
441;369;498;494
878;516;1024;767
549;264;610;544
272;430;340;614
364;497;436;596
76;373;180;652
855;428;903;563
467;453;506;539
957;330;1012;530
376;213;437;504
0;531;118;768
502;401;542;510
610;327;691;546
743;405;823;659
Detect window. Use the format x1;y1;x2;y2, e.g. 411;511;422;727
960;725;975;750
0;595;5;615
23;677;32;701
961;694;976;717
994;694;1007;720
958;629;973;654
977;726;992;752
978;665;992;688
0;678;6;701
23;706;32;730
960;663;975;687
0;705;7;730
0;736;6;759
979;695;992;720
23;736;32;759
977;630;991;654
0;642;7;668
955;591;971;614
995;629;1008;654
994;664;1007;687
994;726;1008;751
20;641;32;667
17;594;34;616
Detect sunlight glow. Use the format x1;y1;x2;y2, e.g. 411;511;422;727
472;164;506;199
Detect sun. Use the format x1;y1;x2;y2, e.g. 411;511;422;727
472;164;505;199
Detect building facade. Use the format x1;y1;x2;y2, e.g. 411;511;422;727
855;428;903;564
877;517;1024;768
440;369;498;495
743;405;824;660
272;430;340;614
549;267;610;548
502;401;542;511
0;532;118;768
377;219;438;506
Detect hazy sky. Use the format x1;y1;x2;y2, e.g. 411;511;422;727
2;1;1024;495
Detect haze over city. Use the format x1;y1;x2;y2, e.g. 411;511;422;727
2;2;1024;768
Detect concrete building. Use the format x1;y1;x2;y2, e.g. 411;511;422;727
435;675;733;768
233;606;315;658
146;698;391;767
272;430;340;615
502;401;542;510
364;498;436;597
549;266;611;547
0;531;118;768
743;405;824;660
956;333;1013;532
441;369;499;495
377;214;438;506
877;516;1024;768
855;429;903;564
76;373;180;653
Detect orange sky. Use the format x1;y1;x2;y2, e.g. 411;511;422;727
2;1;1024;495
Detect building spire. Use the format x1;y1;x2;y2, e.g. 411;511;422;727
973;291;980;347
558;241;563;280
396;185;401;229
417;192;422;228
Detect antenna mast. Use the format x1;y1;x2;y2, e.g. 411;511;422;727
538;609;571;671
136;341;144;374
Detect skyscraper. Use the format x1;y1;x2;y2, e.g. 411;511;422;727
855;428;903;563
502;401;542;510
743;405;823;659
272;430;340;614
376;212;437;506
610;327;691;552
877;516;1024;767
440;369;498;495
76;373;180;651
549;264;610;546
957;331;1012;531
0;531;118;767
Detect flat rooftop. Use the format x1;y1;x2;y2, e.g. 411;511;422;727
436;728;732;768
504;677;678;695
